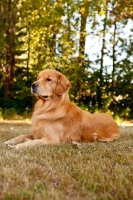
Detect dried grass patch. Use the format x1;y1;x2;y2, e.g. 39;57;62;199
0;122;133;200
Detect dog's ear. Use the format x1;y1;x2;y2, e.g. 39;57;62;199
56;74;71;95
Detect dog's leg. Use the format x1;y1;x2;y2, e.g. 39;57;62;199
98;133;120;142
4;134;34;145
12;138;57;149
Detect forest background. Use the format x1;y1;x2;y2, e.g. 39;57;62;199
0;0;133;120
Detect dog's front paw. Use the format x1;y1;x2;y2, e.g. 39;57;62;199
4;140;13;145
14;143;30;149
7;144;16;149
6;143;26;150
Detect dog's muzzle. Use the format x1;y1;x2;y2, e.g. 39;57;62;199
31;82;49;99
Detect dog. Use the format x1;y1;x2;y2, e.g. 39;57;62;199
4;69;120;149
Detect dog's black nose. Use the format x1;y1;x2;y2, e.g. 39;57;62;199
31;82;38;89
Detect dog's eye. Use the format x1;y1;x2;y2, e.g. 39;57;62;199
46;78;52;81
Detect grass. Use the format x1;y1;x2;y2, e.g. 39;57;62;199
0;121;133;200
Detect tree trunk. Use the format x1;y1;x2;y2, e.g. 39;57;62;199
26;24;31;81
112;19;117;94
77;4;89;104
98;2;108;109
78;7;88;68
4;0;18;98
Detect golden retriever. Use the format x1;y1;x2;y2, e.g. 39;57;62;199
4;69;120;149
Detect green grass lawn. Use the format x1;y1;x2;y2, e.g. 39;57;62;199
0;121;133;200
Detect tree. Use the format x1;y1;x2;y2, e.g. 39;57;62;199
0;0;133;119
0;0;19;98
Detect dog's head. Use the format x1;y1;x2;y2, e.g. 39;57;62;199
31;69;71;100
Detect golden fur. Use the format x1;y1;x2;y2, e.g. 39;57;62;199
4;69;120;149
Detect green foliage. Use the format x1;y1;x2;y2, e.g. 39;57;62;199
0;0;133;119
